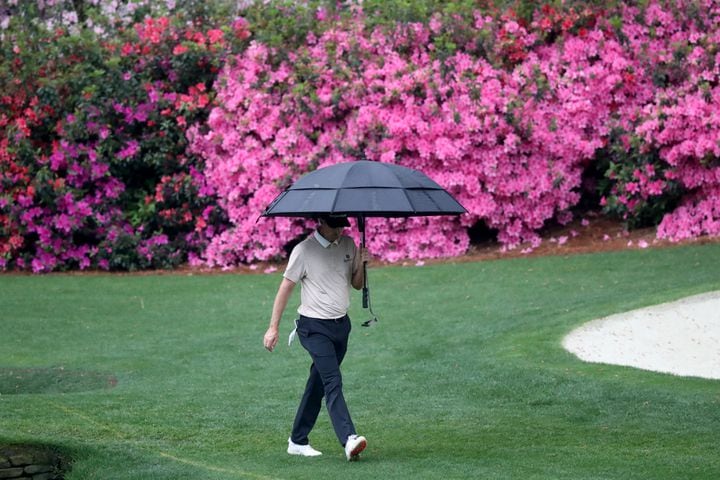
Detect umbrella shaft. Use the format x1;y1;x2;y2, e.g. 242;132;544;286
358;216;369;309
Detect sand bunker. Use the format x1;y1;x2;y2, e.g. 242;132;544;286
562;291;720;380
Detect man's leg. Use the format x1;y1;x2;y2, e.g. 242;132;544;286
297;318;355;445
290;364;324;445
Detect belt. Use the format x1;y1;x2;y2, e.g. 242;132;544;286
300;314;348;323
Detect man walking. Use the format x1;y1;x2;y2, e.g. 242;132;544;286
263;215;369;461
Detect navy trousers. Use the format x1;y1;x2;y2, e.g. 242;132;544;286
291;315;356;447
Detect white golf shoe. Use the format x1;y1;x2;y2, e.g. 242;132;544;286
287;438;322;457
344;434;367;461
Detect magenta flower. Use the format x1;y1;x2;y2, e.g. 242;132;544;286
117;141;140;160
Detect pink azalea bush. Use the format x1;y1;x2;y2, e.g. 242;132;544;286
4;1;720;271
1;6;250;272
628;2;720;240
180;5;596;264
592;1;720;239
188;0;720;267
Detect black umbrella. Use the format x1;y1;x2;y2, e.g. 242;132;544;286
262;160;466;324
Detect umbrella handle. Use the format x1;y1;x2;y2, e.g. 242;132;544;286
358;216;369;309
362;271;369;308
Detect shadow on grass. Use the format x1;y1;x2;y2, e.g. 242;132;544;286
0;367;117;395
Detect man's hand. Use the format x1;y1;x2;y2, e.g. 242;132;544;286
264;326;279;352
264;278;296;352
354;247;370;270
352;247;371;290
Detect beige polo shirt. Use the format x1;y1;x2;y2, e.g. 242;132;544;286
284;230;357;319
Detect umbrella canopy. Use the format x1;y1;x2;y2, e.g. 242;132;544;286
261;160;466;324
262;161;466;218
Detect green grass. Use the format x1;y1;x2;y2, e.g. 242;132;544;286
2;243;720;479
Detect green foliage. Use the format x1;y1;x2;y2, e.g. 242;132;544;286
241;0;324;52
596;129;684;229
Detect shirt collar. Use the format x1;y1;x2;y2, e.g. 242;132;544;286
314;230;338;248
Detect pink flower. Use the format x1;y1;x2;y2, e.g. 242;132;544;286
429;15;442;34
173;44;189;55
207;29;224;44
117;141;139;160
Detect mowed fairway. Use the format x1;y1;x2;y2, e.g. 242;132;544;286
2;243;720;479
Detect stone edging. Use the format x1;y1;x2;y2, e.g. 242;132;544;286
0;445;67;480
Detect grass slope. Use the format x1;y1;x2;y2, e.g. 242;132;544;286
1;244;720;479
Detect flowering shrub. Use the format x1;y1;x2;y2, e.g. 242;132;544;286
574;1;719;242
627;2;720;241
0;1;244;38
187;0;720;267
4;0;720;271
0;6;249;272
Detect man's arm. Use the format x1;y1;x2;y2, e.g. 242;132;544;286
351;247;369;290
263;277;296;352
